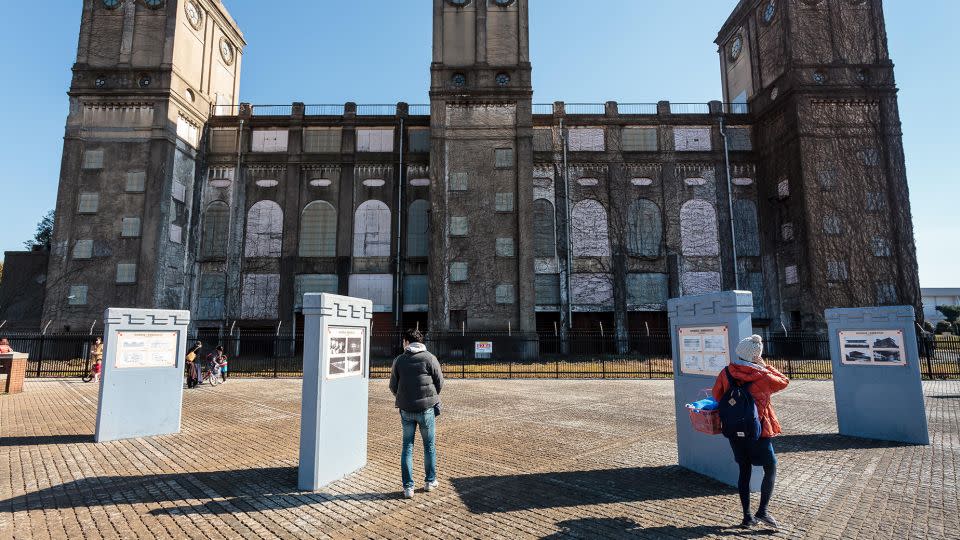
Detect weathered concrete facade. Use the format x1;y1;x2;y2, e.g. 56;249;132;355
42;0;920;334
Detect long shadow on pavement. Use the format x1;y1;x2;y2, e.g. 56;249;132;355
0;434;94;447
541;518;777;539
773;433;916;453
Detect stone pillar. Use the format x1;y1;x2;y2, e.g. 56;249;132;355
1;353;29;394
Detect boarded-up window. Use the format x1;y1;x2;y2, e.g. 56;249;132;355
781;222;794;241
356;129;394;152
169;224;182;244
126;171;146;192
251;130;289;152
496;238;515;257
746;272;766;317
495;192;515;212
294;274;339;310
567;128;605;151
406;199;429;257
121;217;141;237
210;128;238;153
303;128;342;153
116;263;137;284
777;178;790;199
725;127;752;151
450;262;468;282
626;273;669;306
571;199;610;257
78;192;99;214
681;271;721;296
449;172;468;191
872;237;891;257
496;284;515;304
571;273;614;307
818;168;837;191
172;182;187;202
299;201;337;257
348;274;393;312
622;127;657;152
353;200;391;257
197;273;226;320
866;192;886;212
177;116;200;148
733;200;760;256
680;199;719;256
83;150;104;169
403;275;428;310
876;283;897;304
407;129;430;153
202;202;230;258
827;260;848;281
535;274;561;305
674;127;711;151
627;199;662;257
822;214;843;236
534;199;557;258
241;273;280;319
245;200;283;257
495;148;515;168
449;216;468;236
533;128;553;151
73;240;93;259
68;285;88;305
785;265;799;285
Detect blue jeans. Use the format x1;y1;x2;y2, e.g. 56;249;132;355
400;408;436;489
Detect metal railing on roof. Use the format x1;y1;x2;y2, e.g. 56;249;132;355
669;103;712;115
408;104;431;116
618;103;658;115
251;105;293;116
356;104;397;116
304;104;345;116
532;103;554;115
724;102;750;115
565;103;606;115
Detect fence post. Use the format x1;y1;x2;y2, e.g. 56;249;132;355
787;358;794;379
35;334;44;377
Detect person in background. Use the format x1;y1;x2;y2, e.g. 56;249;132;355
712;334;789;530
90;337;103;363
90;357;102;383
206;346;225;385
389;329;444;499
185;341;202;389
219;348;229;382
0;338;12;354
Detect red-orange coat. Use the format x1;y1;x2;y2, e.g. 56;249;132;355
712;363;790;438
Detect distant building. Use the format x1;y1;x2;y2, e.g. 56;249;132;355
921;288;960;322
41;0;921;337
0;249;49;329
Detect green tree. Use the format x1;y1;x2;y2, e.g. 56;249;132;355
935;321;953;335
24;210;54;250
935;305;960;324
0;260;4;285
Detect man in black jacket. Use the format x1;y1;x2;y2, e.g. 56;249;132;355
389;328;444;499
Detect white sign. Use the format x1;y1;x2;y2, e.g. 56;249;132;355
327;326;365;379
114;331;178;369
839;329;906;366
475;341;493;356
678;325;729;376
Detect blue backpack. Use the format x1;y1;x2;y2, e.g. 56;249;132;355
717;368;762;441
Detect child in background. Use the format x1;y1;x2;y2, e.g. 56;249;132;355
91;358;102;383
219;351;229;382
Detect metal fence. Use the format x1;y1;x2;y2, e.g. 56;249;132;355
10;331;960;381
304;104;346;116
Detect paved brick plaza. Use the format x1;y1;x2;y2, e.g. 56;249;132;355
2;379;958;539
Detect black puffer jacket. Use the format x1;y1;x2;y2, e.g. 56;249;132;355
389;347;444;412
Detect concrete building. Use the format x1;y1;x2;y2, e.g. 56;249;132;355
921;288;960;323
41;0;921;336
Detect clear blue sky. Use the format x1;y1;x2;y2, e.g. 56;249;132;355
0;1;956;287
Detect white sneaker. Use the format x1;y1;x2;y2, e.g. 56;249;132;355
403;487;414;499
425;480;439;492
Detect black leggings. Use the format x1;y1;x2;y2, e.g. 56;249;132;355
738;461;776;518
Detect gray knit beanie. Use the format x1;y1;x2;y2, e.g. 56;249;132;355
735;334;764;362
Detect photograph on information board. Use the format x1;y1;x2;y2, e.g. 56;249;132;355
839;329;906;366
677;326;729;376
327;326;365;378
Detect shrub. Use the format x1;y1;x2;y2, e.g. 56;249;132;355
935;321;953;335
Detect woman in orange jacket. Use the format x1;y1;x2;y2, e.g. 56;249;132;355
712;334;789;530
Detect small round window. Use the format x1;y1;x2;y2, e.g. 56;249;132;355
451;73;467;88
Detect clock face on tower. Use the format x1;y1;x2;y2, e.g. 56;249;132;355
220;38;234;65
729;36;743;61
186;1;203;29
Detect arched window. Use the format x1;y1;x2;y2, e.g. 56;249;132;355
571;199;610;257
245;201;283;257
299;201;337;257
533;199;556;258
733;199;760;257
680;199;719;256
201;201;230;258
627;199;662;257
353;200;391;257
406;199;430;257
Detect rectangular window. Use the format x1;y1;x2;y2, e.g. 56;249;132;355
73;240;93;259
818;168;837;191
210;128;238;153
82;150;104;169
303;128;342;153
496;238;515;257
860;148;881;166
125;171;146;192
169;224;183;244
533;128;553;152
241;273;282;318
450;262;468;282
347;273;393;312
407;128;430;153
496;284;515;304
172;182;187;203
725;127;752;151
495;148;515;168
872;237;891;257
534;274;561;305
785;265;799;285
78;192;99;214
777;179;790;199
402;275;428;310
294;274;339;310
449;216;468;236
68;285;88;305
116;263;137;284
866;192;886;212
567;128;605;151
673;127;711;152
197;273;226;320
622;127;658;152
626;273;669;306
449;172;468;191
356;128;394;152
176;115;200;148
781;223;794;241
876;282;897;304
822;215;842;235
251;129;289;152
827;260;848;282
495;192;515;212
121;217;141;237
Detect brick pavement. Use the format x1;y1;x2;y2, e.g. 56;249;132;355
1;378;958;539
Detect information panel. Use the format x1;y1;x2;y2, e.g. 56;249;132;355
114;331;178;369
326;326;365;379
678;325;729;376
839;329;906;366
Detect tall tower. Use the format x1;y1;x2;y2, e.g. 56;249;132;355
717;0;920;329
43;0;243;329
428;0;535;332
